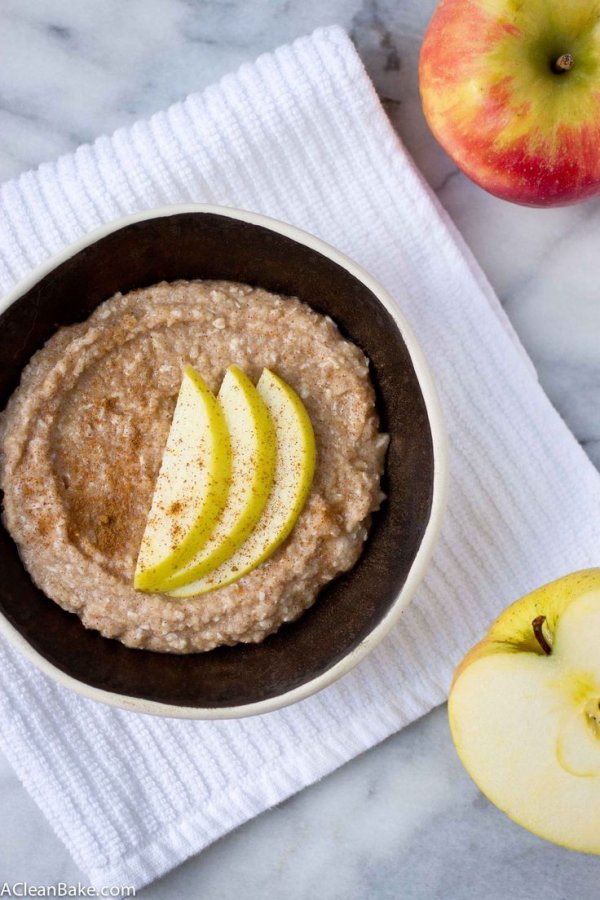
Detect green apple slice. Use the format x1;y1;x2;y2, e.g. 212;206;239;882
134;366;231;591
156;365;276;592
167;368;316;598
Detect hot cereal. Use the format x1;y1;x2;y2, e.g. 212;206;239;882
0;281;388;652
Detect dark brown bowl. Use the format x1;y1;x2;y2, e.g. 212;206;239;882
0;206;446;718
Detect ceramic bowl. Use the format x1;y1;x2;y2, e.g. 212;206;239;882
0;205;446;718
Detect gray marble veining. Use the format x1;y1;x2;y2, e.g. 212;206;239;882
1;1;599;898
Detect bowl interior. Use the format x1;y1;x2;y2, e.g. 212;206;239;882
0;212;434;710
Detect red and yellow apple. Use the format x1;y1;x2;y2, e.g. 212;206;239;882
449;569;600;852
420;0;600;206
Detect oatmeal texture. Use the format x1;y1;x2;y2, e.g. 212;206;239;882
0;281;388;653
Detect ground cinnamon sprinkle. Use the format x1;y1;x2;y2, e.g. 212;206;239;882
35;514;52;539
51;385;166;568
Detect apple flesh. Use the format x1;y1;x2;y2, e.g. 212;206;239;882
449;569;600;852
420;0;600;206
133;366;231;591
156;365;276;592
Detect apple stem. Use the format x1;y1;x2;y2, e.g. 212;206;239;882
532;615;552;655
553;54;574;73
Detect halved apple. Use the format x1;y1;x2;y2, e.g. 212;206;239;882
167;368;316;598
155;365;276;592
133;366;231;591
449;569;600;853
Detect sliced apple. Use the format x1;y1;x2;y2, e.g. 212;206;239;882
167;368;316;598
156;365;276;592
134;366;231;591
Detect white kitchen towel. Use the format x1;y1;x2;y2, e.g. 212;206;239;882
0;24;599;890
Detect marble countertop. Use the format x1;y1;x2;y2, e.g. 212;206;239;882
1;1;599;898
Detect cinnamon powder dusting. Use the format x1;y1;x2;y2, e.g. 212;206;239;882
51;370;173;573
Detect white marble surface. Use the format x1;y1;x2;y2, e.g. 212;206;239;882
1;1;599;897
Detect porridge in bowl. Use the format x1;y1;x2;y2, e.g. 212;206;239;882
0;280;388;653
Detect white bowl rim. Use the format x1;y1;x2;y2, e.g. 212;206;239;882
0;203;448;719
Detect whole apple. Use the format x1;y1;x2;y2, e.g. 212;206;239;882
419;0;600;206
449;569;600;852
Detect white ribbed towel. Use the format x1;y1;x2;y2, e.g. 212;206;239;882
1;25;599;890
